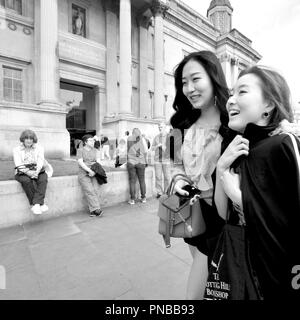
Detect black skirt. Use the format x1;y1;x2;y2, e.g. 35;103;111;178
184;199;225;257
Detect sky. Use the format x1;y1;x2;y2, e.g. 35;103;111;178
181;0;300;109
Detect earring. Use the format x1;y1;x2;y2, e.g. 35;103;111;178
263;112;269;118
214;96;217;107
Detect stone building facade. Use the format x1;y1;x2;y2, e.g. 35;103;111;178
0;0;261;159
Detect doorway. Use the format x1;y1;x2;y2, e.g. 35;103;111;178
60;81;96;156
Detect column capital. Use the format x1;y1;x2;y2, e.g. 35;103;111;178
151;0;169;18
232;57;239;66
219;53;231;63
137;14;152;29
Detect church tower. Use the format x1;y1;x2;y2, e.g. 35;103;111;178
207;0;233;34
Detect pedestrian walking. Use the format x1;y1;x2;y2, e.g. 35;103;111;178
151;122;171;198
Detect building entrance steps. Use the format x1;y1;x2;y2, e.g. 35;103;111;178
0;198;192;300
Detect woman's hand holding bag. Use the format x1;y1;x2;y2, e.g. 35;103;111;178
157;173;206;248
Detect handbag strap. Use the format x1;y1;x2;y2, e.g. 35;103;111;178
15;163;36;169
163;203;193;248
166;173;193;195
285;133;300;178
163;209;171;248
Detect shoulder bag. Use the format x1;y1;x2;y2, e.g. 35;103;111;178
157;173;206;248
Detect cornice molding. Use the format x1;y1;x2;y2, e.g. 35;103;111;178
164;11;218;47
216;35;261;62
103;114;165;124
58;32;107;51
0;100;68;114
0;9;33;28
0;53;31;65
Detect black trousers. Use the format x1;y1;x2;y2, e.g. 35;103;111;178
15;172;48;205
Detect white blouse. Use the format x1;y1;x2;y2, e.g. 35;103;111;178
172;119;223;205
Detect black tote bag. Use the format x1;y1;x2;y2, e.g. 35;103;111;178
204;217;264;300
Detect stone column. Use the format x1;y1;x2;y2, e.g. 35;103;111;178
151;0;168;120
119;0;132;115
233;58;240;85
95;87;106;136
104;0;118;117
39;0;59;105
220;53;232;89
138;16;151;119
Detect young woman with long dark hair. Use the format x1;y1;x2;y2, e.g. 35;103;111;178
169;51;235;299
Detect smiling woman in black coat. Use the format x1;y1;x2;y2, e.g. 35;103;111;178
215;66;300;299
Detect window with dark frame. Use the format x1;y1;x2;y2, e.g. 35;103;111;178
3;66;23;102
0;0;22;15
72;4;86;37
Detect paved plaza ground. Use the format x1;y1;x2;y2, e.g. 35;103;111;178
0;198;192;300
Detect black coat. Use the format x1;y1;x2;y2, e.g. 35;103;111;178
91;162;107;185
237;123;300;299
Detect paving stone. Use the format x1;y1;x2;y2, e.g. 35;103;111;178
115;289;144;300
42;271;131;300
0;225;26;245
128;256;190;300
0;239;33;272
167;241;193;266
0;265;44;300
68;210;91;224
0;198;193;300
29;233;98;275
23;216;81;245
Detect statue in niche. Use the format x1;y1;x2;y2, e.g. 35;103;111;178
72;7;85;36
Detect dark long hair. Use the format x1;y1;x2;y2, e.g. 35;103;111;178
238;66;294;125
170;51;230;135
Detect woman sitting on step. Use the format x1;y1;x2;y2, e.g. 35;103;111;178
13;129;51;215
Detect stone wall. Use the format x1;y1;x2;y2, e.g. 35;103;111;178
0;167;155;229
